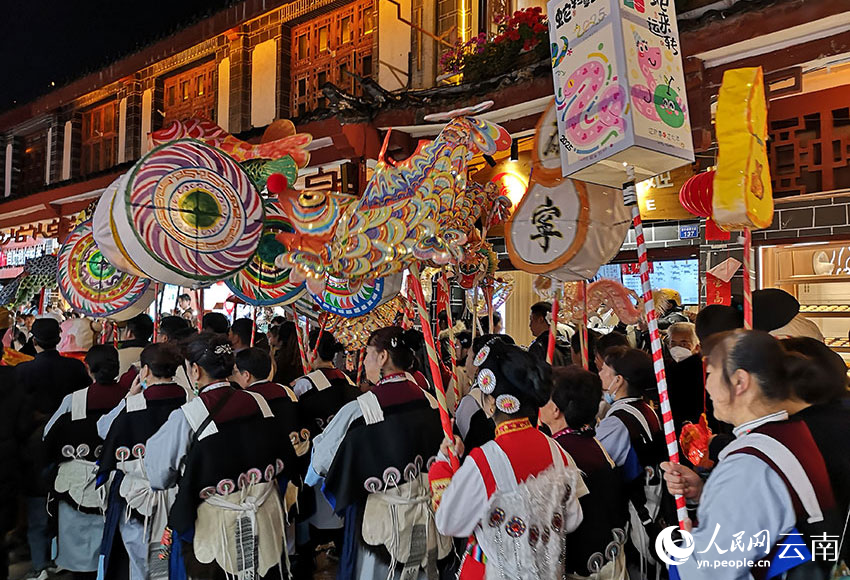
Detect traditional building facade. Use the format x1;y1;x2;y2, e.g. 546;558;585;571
2;0;850;293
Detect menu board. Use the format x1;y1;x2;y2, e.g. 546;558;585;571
595;259;699;305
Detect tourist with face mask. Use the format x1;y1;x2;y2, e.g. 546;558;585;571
666;322;698;363
662;330;841;580
596;346;671;576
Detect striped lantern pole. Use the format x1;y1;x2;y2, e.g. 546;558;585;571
439;271;461;410
742;229;753;329
546;282;561;365
485;284;494;337
311;313;326;363
289;306;308;372
196;288;204;332
471;285;480;343
580;280;589;370
356;347;365;386
409;264;459;471
152;282;162;343
250;305;257;347
624;167;688;529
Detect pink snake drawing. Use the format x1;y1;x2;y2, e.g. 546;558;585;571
630;34;688;126
559;53;627;154
630;38;663;122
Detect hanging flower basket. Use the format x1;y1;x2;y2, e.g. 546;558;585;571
440;7;550;84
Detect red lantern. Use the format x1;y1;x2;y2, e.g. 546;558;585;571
679;169;715;218
678;169;729;241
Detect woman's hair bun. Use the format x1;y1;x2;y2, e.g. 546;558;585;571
482;340;552;413
401;328;424;352
186;332;236;380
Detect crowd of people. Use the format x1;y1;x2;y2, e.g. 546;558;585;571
0;288;847;580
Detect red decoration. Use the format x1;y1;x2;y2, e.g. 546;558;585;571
679;169;715;217
679;413;714;469
704;218;731;241
267;172;289;195
705;272;731;305
679;169;731;240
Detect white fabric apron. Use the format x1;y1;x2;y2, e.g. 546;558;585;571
193;481;286;579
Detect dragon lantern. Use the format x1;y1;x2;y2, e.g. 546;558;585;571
274;102;512;293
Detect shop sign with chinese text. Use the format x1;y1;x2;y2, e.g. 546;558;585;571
547;0;694;187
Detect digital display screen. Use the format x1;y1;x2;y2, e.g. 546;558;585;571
595;259;699;305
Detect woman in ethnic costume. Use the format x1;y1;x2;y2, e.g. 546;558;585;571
289;330;359;578
43;345;126;579
308;326;449;579
144;333;298;580
96;343;189;580
662;330;842;580
541;366;629;579
430;337;585;580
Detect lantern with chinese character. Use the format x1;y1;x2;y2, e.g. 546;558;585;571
506;102;631;281
547;0;694;187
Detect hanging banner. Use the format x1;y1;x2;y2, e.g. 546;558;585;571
705;273;731;306
547;0;694;187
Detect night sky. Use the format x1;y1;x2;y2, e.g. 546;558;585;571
1;0;239;113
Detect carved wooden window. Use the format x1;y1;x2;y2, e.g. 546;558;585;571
290;0;375;115
81;101;118;175
19;130;47;193
162;60;216;125
768;85;850;197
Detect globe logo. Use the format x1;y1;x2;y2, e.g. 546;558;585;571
655;525;695;566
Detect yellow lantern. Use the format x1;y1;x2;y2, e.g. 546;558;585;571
712;67;774;230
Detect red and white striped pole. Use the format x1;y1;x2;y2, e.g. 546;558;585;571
624;166;688;529
408;264;459;470
580;280;589;370
742;229;753;329
546;282;561;365
438;271;460;410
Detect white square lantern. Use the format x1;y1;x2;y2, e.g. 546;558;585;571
547;0;694;187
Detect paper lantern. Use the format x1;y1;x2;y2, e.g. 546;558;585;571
58;220;155;320
678;170;715;217
310;274;402;318
92;172;145;278
547;0;694;186
94;140;264;287
712;67;773;230
225;199;306;306
507;178;631;281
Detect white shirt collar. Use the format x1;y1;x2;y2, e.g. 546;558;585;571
733;410;788;438
604;397;642;417
200;381;230;393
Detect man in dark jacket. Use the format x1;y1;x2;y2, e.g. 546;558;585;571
0;343;24;580
14;318;91;577
527;301;570;366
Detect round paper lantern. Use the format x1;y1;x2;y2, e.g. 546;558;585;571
92;172;146;278
310;274;402;318
58;220;155;319
506;179;631;282
225;199;306;306
102;140;265;287
679;169;715;218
